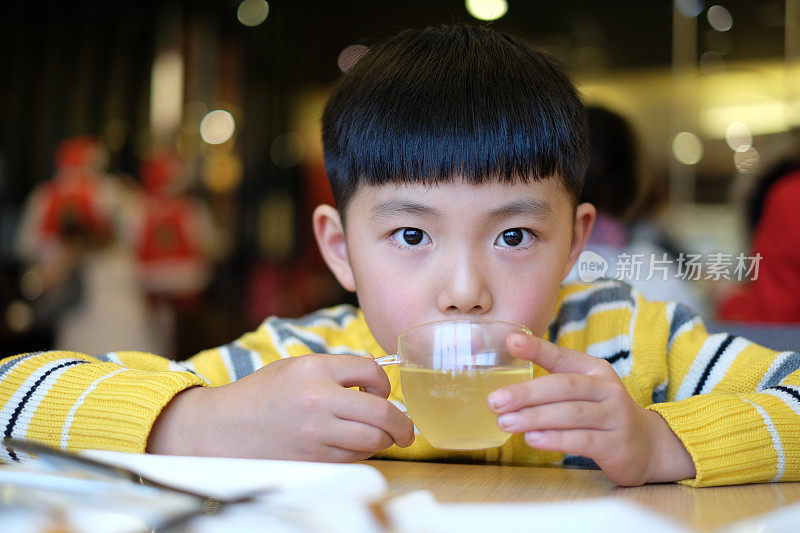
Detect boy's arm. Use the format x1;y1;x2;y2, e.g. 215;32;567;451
646;304;800;486
0;350;207;461
1;323;414;462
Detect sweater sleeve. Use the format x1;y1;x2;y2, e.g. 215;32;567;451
0;350;208;461
646;302;800;486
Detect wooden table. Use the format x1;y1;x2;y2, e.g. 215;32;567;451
365;460;800;532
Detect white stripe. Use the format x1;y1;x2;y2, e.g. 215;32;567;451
219;346;237;382
742;398;785;482
561;280;621;304
250;349;263;371
695;336;748;395
675;334;730;400
0;359;77;431
560;300;633;335
99;352;123;365
667;315;703;352
586;334;630;358
765;388;800;419
263;321;291;358
0;447;32;463
60;368;126;449
12;364;80;439
587;334;633;378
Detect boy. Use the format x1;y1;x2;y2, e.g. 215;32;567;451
2;24;798;488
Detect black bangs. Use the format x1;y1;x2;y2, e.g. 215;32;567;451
321;24;588;212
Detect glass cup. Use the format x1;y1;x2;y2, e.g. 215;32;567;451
375;319;533;450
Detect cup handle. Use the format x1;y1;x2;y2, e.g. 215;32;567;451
373;354;400;366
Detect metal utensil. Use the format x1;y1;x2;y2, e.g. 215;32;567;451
2;437;272;532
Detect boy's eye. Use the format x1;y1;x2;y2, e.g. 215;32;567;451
392;227;430;246
495;228;534;247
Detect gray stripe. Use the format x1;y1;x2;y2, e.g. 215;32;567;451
757;352;800;391
550;282;635;333
290;305;359;328
265;319;334;355
226;343;256;379
285;327;328;355
0;352;46;380
668;304;697;347
651;380;668;403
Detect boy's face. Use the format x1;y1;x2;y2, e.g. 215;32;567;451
314;178;595;355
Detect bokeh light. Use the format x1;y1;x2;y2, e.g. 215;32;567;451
199;110;236;145
725;122;752;152
676;0;704;18
5;301;33;333
672;132;704;165
337;44;369;73
465;0;508;21
271;133;306;168
734;147;759;173
707;5;733;32
237;0;269;27
19;271;43;301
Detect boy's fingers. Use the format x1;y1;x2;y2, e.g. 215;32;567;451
523;428;610;459
496;401;612;433
322;419;394;453
506;334;610;376
333;388;415;448
488;373;609;413
320;354;392;398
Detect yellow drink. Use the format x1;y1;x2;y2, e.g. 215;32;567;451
399;366;532;450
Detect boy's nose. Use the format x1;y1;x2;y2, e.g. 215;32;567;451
436;255;492;315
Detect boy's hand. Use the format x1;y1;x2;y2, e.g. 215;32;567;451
147;354;415;462
487;334;696;486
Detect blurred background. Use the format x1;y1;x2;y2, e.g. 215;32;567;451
1;0;798;359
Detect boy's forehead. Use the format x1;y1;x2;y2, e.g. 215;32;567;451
350;176;571;213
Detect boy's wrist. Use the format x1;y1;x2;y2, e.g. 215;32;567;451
643;409;696;483
146;385;211;455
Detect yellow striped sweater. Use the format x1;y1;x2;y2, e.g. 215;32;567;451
1;280;799;487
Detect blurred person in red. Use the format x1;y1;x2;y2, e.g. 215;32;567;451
133;151;219;302
132;150;221;356
716;156;800;323
15;136;156;353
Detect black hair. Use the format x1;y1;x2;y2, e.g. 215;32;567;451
579;106;640;220
321;24;588;215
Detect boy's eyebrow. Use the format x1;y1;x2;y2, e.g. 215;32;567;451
370;199;441;219
487;199;554;220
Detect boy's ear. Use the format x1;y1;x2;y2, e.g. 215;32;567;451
563;202;596;279
312;204;356;292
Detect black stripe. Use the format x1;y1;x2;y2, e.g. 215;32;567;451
692;334;735;396
604;350;630;364
4;360;88;459
769;385;800;404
